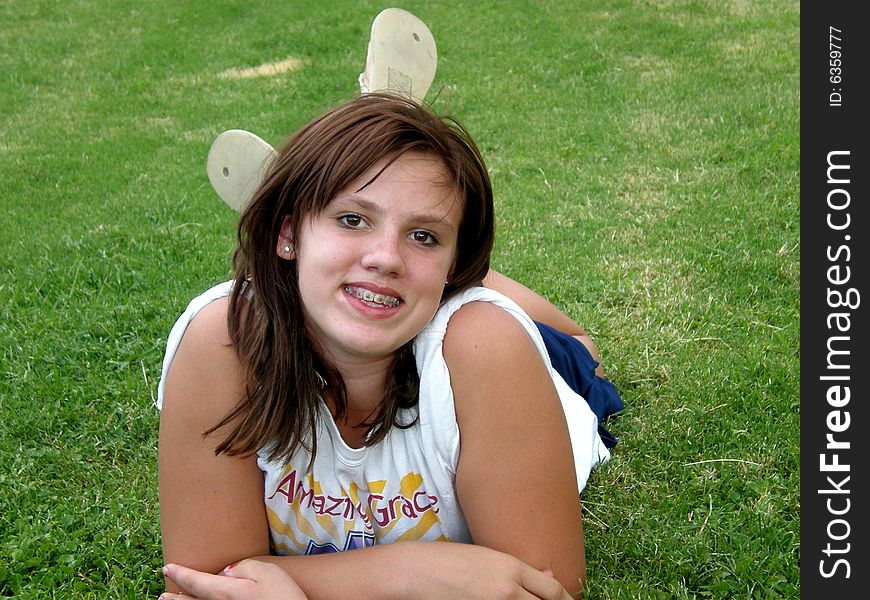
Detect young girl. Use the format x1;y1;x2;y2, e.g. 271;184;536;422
157;93;622;599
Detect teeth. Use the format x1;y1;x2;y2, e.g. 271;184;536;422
344;286;400;308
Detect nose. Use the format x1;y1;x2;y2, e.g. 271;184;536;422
360;231;405;276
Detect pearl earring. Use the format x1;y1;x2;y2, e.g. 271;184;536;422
283;245;291;253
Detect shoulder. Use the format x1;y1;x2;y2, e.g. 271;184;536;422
443;300;541;373
443;301;557;429
172;295;236;377
181;294;233;348
162;295;243;417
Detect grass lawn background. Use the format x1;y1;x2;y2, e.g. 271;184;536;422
0;0;799;597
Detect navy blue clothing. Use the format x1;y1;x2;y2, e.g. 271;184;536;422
534;322;624;449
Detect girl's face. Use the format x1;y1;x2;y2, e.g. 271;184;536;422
282;151;462;366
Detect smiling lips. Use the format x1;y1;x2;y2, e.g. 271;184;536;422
343;285;402;308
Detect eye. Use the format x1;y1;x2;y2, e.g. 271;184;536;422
411;230;438;246
338;213;364;228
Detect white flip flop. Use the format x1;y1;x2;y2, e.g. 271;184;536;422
206;129;276;212
358;8;437;103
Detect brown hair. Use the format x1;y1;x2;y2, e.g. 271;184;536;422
208;93;494;466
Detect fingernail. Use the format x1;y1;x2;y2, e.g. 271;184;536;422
223;562;237;574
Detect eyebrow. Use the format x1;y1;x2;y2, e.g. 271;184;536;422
331;195;459;230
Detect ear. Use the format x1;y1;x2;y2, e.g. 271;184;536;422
446;260;457;283
277;217;296;260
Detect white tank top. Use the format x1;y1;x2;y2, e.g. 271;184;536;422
157;282;608;555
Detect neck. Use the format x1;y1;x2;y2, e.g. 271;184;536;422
322;356;394;449
326;353;394;419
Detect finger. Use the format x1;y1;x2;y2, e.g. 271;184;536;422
163;563;234;599
520;567;572;600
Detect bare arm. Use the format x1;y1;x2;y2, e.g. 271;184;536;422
158;297;270;591
445;301;587;596
483;269;603;376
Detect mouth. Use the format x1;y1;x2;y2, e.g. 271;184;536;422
342;285;402;308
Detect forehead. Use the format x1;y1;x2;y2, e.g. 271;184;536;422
334;152;462;225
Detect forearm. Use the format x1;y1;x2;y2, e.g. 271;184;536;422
483;269;603;375
252;540;572;600
483;270;585;336
253;545;406;600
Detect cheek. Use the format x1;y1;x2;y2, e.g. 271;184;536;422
415;258;453;296
297;233;344;269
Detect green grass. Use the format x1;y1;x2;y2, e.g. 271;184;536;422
0;0;799;597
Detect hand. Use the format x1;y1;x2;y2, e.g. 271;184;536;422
160;559;308;600
392;542;577;600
